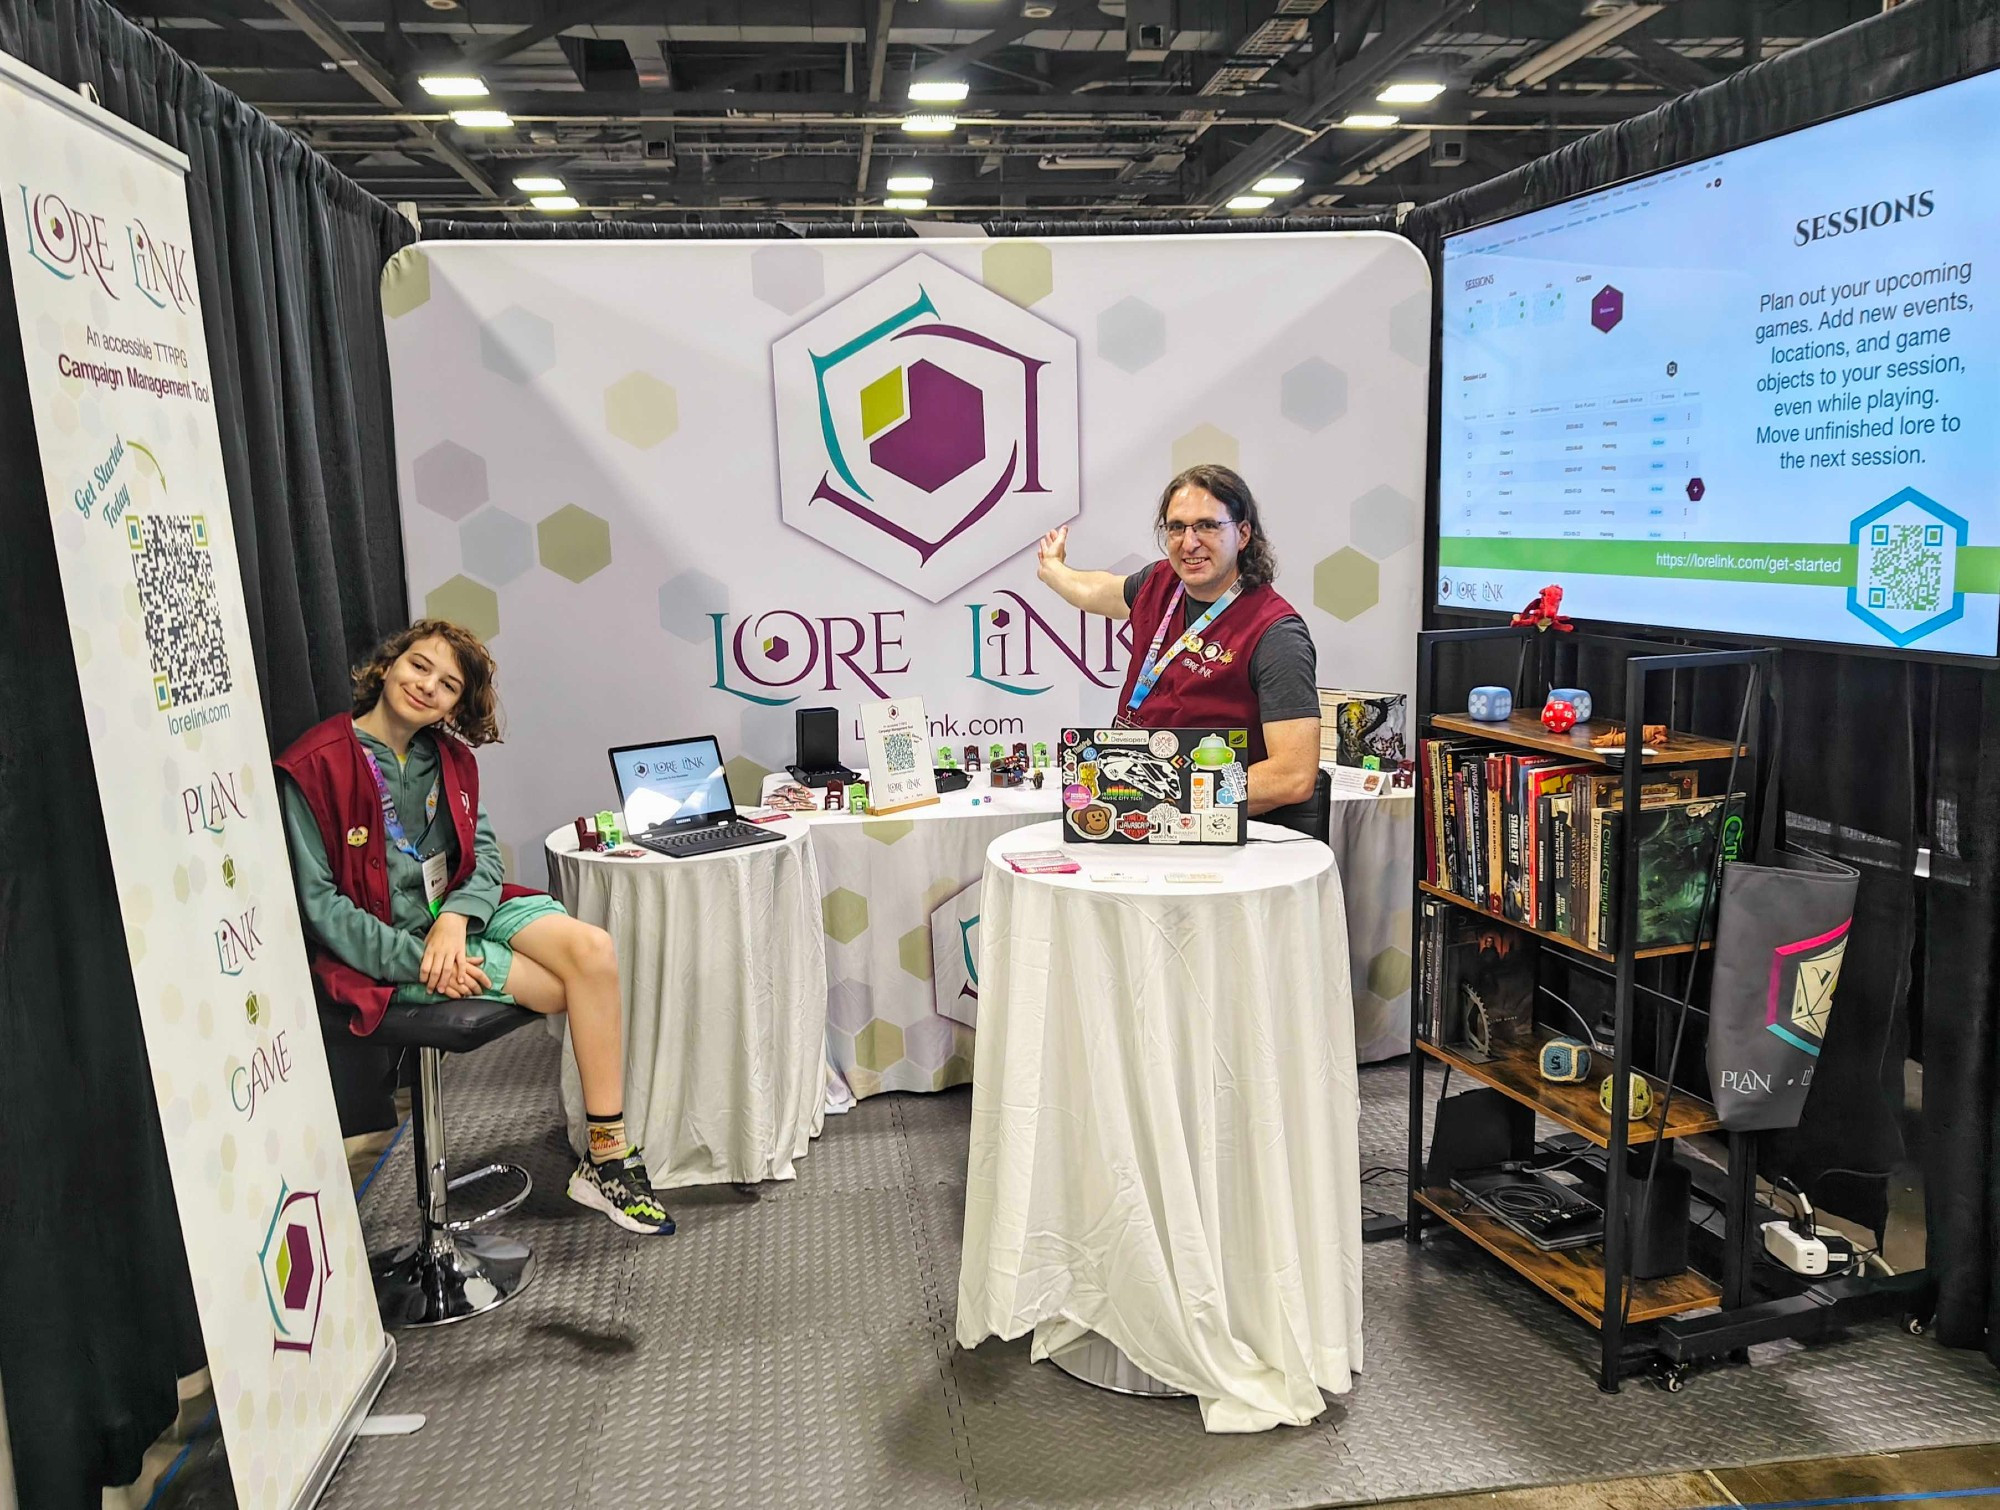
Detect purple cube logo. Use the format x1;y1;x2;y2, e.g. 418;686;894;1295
1591;285;1624;333
1686;477;1705;502
258;1184;329;1355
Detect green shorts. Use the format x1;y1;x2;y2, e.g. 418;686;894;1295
391;894;570;1007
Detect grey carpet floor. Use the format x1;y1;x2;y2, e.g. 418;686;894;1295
319;1028;2000;1510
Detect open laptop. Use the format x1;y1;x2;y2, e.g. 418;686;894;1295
1057;726;1250;846
608;736;784;859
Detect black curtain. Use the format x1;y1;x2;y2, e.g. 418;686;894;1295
0;0;416;1502
1403;0;2000;1351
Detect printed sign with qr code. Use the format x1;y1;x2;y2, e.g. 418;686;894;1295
1848;488;1966;648
129;513;233;710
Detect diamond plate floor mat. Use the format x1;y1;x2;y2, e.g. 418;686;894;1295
321;1037;2000;1510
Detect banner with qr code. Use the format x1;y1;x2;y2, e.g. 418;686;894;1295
0;52;389;1510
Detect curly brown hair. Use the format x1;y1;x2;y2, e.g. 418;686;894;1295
350;619;503;747
1155;464;1278;589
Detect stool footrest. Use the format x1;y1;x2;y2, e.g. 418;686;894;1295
441;1162;533;1232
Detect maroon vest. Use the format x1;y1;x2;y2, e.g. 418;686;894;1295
276;714;487;1035
1113;561;1301;766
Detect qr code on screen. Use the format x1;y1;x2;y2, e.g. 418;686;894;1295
1865;522;1945;613
883;730;918;775
129;514;233;709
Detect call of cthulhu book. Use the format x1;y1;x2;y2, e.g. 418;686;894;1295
1594;793;1746;952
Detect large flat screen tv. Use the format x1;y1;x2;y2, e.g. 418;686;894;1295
1438;68;1999;657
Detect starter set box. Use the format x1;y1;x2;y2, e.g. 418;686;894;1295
1058;726;1250;846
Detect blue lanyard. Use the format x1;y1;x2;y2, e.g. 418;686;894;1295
362;751;435;865
1124;581;1242;716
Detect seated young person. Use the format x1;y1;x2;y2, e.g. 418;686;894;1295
276;619;674;1236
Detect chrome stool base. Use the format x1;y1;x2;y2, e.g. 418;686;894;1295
371;1231;536;1329
1047;1332;1188;1397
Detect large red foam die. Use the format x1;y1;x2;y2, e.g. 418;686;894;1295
1541;699;1578;734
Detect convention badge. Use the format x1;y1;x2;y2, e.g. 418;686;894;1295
1148;729;1178;758
345;825;369;847
1149;803;1181;842
422;851;449;912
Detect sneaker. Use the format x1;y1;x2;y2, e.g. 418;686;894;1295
567;1151;675;1235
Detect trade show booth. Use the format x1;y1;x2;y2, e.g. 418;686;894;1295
8;0;2000;1504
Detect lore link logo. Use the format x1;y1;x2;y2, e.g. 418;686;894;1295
710;608;911;707
966;590;1131;697
258;1183;328;1356
772;252;1079;602
18;187;197;310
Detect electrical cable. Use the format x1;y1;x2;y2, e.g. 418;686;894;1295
1617;659;1759;1340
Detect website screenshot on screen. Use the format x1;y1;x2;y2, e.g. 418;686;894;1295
1438;69;2000;654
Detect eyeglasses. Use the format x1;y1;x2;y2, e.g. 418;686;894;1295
1161;519;1234;542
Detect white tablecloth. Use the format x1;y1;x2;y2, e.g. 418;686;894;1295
957;821;1363;1433
544;823;828;1187
760;773;1054;1099
1325;781;1417;1063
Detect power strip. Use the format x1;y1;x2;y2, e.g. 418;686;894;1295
1761;1219;1855;1276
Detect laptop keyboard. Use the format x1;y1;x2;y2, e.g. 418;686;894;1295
634;820;777;858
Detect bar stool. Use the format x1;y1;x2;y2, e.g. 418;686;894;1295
366;998;541;1328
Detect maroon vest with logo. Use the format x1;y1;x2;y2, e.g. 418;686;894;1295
276;714;493;1035
1113;561;1301;766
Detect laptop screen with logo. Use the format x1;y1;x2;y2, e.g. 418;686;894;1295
610;738;735;831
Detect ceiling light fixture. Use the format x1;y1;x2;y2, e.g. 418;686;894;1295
886;174;934;193
530;194;580;211
901;113;957;134
417;74;487;98
513;174;566;193
907;80;969;104
1227;193;1275;211
1339;112;1400;129
449;109;513;128
883;196;929;211
1252;174;1304;194
1377;81;1447;104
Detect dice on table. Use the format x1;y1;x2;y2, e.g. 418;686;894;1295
1541;698;1578;734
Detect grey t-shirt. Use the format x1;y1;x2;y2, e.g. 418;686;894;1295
1122;568;1320;726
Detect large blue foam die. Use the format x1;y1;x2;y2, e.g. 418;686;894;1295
1540;1037;1593;1083
1467;685;1513;722
1548;686;1593;722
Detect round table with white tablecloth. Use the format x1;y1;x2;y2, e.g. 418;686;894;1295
955;820;1363;1434
544;821;828;1188
1324;778;1417;1063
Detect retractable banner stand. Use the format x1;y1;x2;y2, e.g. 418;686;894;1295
0;54;389;1510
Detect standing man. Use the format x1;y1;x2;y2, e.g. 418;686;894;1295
1036;463;1321;816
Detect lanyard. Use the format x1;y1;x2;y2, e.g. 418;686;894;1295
1124;581;1242;717
361;751;437;865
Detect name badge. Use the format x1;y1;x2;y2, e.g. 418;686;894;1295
422;852;449;916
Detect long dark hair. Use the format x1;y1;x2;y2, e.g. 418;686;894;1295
1154;464;1278;588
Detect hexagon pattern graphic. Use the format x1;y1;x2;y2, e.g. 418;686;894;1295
868;359;986;493
828;978;873;1034
1280;358;1348;433
1389;290;1430;365
723;756;770;808
380;248;431;320
1349;484;1420;560
905;1015;956;1072
751;245;825;315
658;569;728;645
981;240;1053;307
1367;946;1411;999
1171;422;1238;475
537;504;612;583
480;305;556;384
1314;547;1379;622
864;819;914;846
412;440;488;522
854;1018;904;1073
1098;296;1165;374
460;508;535;585
823;888;869;944
898;925;933;980
1591;285;1624;333
258;1186;327;1355
424;575;501;642
604;372;679;450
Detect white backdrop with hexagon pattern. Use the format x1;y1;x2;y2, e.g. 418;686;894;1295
380;232;1428;1094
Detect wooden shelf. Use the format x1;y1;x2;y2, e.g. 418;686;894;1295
1430;711;1747;766
1414;1188;1722;1326
1418;1030;1721;1146
1417;880;1710;962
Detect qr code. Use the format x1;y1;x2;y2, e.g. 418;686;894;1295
883;730;918;774
128;514;233;709
1865;522;1945;612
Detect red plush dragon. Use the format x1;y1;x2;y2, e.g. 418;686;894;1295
1510;583;1574;633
